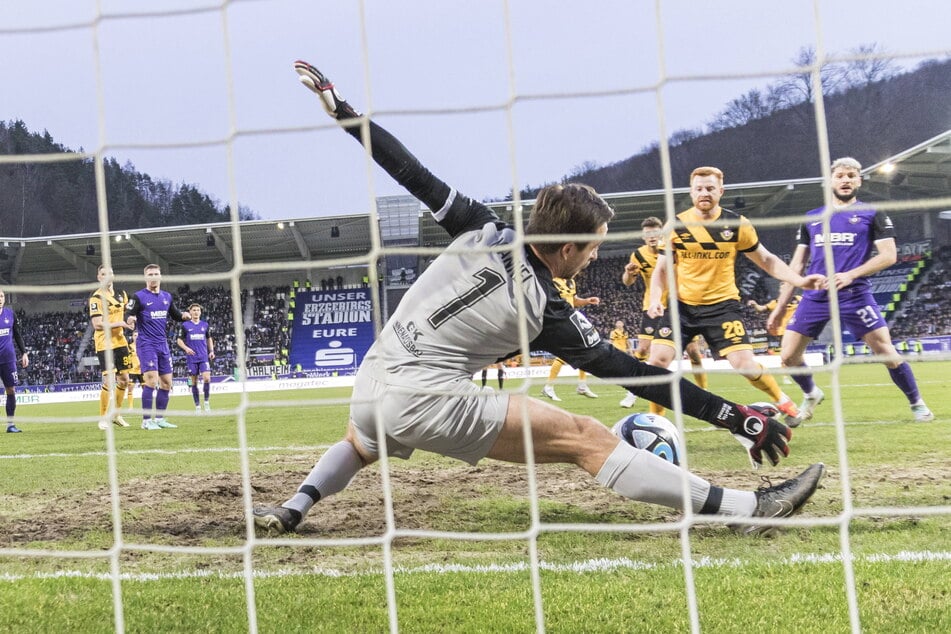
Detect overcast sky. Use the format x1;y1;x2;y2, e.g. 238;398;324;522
2;0;950;223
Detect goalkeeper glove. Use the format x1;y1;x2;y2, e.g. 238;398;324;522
293;60;360;120
731;404;792;468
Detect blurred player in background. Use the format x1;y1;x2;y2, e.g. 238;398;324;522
541;275;600;400
252;60;824;537
125;330;143;414
480;362;505;390
126;264;189;430
177;303;215;413
622;216;708;412
648;167;825;427
0;289;28;433
748;283;800;370
608;319;638;408
770;157;933;423
88;265;132;431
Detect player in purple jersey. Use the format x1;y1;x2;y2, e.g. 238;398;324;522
0;289;29;433
176;303;215;413
251;60;826;538
125;264;189;430
769;157;933;423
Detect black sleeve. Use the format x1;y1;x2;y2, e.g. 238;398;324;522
343;120;498;238
871;210;897;241
795;223;809;247
125;294;142;319
11;316;26;355
531;298;736;428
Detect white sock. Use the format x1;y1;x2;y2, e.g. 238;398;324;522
595;442;756;516
595;442;706;512
284;441;364;516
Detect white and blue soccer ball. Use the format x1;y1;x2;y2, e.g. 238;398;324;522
611;413;684;466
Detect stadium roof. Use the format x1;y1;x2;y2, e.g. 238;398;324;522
2;130;949;287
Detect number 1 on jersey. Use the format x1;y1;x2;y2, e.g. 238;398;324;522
428;267;505;329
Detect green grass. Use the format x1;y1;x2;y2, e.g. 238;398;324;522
1;361;949;632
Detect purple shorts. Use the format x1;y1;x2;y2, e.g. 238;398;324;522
186;358;210;376
136;342;173;376
786;289;888;340
0;363;19;389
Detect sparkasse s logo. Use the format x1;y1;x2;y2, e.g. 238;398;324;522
314;340;355;367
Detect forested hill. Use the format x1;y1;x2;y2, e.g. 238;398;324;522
520;55;951;197
0;121;256;237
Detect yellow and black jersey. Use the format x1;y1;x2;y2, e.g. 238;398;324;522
88;288;129;352
768;296;800;334
609;327;631;353
128;338;141;374
664;207;759;306
552;277;577;305
629;244;668;310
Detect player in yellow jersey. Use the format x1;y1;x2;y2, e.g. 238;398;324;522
608;319;640;408
609;319;632;354
622;217;709;411
541;276;600;400
88;264;134;430
647;167;825;427
748;283;801;354
125;330;143;413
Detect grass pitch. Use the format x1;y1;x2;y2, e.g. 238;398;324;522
1;361;949;632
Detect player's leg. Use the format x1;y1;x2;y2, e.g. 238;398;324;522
3;370;20;432
781;295;832;421
779;329;823;421
576;370;598;398
254;369;387;534
724;347;801;426
542;358;564;401
190;373;201;410
126;375;139;412
139;369;160;429
863;327;933;421
152;352;177;428
644;339;678;416
633;336;651;362
111;369;130;427
481;368;488;388
150;355;177;428
255;423;373;535
486;394;823;531
685;337;708;389
99;368;115;421
496;364;505;390
201;370;212;411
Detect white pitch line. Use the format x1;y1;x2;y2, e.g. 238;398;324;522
1;550;949;584
0;444;332;461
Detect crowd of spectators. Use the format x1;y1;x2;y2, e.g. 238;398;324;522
13;282;294;387
10;242;949;388
889;246;951;339
15;310;89;386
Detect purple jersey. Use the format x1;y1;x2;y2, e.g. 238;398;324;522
796;202;896;301
126;288;187;354
0;307;25;366
180;320;211;361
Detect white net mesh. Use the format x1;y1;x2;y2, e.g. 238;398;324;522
2;1;950;633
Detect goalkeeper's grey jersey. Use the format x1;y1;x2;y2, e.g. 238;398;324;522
363;221;547;386
350;119;652;389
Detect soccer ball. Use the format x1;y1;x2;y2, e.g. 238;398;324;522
611;413;683;466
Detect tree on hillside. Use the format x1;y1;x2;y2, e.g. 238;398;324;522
0;120;258;237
